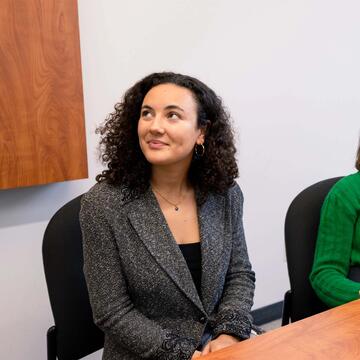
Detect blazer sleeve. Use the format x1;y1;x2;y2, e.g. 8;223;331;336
209;184;255;340
80;195;198;360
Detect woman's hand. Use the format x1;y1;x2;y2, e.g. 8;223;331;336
191;334;239;358
191;350;202;359
201;334;239;355
201;342;211;355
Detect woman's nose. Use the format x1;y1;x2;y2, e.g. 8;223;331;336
149;115;165;134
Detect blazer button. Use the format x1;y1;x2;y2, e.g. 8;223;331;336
199;316;207;324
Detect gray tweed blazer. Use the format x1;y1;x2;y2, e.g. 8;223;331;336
80;182;255;360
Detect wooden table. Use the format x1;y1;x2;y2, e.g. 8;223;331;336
202;299;360;359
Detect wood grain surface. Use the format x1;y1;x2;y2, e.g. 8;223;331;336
0;0;88;189
202;300;360;360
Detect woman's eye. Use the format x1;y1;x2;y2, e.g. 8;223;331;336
168;112;180;120
141;110;152;118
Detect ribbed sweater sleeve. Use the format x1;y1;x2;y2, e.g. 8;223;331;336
310;172;360;307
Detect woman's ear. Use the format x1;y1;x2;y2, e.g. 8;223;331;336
197;130;205;145
197;123;208;144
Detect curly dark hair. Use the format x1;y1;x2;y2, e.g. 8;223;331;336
96;72;238;202
356;139;360;171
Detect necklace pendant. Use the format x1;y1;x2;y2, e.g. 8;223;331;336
175;206;179;211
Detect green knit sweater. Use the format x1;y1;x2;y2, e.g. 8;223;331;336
310;172;360;307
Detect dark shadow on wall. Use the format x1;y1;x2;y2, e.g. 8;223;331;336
0;179;93;228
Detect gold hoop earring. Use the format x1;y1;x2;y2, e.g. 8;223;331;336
195;143;205;157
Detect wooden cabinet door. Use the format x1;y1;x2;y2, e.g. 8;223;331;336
0;0;88;189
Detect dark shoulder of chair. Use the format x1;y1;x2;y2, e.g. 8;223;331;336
282;177;343;325
42;195;104;360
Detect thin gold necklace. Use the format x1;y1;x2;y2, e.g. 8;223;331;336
152;186;185;211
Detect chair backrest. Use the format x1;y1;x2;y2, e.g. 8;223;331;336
284;177;342;322
42;195;104;360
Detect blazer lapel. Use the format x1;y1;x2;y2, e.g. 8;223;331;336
199;193;228;314
127;189;205;314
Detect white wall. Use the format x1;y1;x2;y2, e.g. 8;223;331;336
1;1;359;359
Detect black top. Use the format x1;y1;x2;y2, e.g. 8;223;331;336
179;242;202;297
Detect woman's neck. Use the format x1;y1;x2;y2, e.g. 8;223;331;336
151;165;191;195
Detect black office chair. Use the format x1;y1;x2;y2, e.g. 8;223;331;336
281;177;343;325
42;195;104;360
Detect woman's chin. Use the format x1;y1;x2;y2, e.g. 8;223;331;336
145;154;188;168
143;150;192;168
144;154;173;166
147;159;175;167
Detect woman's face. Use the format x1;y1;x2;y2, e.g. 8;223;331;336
138;83;204;167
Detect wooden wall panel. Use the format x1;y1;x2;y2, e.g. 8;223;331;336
0;0;88;189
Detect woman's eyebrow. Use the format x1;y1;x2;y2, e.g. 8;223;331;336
164;105;185;112
141;104;185;112
141;105;153;110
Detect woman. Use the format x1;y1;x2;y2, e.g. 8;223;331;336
310;141;360;307
80;72;255;360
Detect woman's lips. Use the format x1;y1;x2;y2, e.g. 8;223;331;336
147;140;168;149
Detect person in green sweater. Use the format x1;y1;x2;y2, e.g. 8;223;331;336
310;142;360;307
